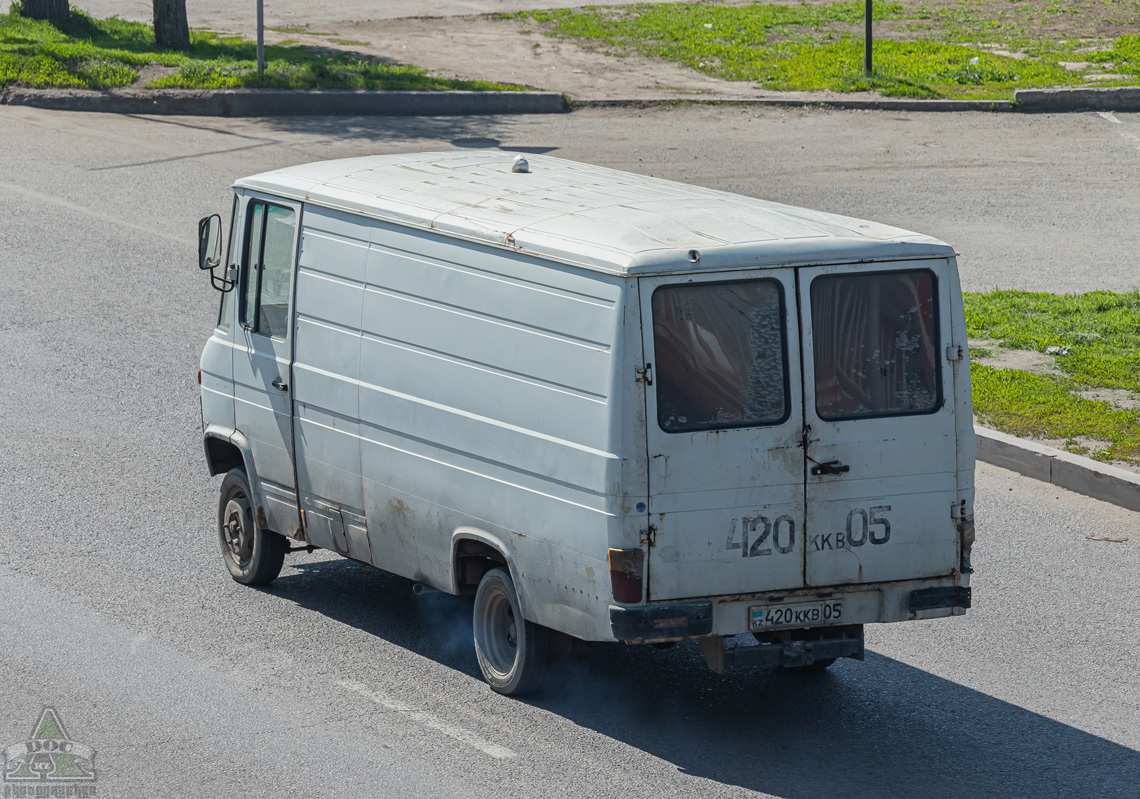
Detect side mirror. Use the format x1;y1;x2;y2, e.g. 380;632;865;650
198;214;222;271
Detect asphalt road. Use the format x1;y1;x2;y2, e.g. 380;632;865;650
1;105;1139;798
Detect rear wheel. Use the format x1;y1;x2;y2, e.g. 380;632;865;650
217;468;287;586
473;567;549;695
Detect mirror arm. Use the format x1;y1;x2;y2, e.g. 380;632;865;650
210;265;236;293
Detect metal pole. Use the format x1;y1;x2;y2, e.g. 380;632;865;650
256;0;264;74
864;0;873;76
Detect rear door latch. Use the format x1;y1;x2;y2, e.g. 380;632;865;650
809;459;850;476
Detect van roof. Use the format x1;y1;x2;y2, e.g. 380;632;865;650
235;151;955;276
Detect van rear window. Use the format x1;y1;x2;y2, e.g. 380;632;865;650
652;280;789;433
810;270;940;420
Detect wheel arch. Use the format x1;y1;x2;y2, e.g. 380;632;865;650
450;528;533;617
203;430;269;528
204;431;244;477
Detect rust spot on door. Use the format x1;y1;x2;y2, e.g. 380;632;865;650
387;498;412;524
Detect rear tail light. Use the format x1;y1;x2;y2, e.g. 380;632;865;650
608;548;644;604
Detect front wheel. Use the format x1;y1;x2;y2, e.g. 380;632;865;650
473;567;549;695
217;468;286;586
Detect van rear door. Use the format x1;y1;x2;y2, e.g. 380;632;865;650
798;262;960;586
640;270;806;601
641;261;960;603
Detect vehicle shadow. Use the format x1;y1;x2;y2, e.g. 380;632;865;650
250;112;562;154
534;645;1140;799
275;558;1139;799
275;557;484;680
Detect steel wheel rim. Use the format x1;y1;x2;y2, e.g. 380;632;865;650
223;497;254;565
476;584;518;678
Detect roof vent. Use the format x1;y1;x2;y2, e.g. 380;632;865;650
511;155;530;174
688;249;701;263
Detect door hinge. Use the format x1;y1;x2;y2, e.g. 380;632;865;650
640;526;657;546
946;344;964;362
635;363;653;385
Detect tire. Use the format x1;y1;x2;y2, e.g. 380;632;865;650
217;468;287;586
472;567;549;695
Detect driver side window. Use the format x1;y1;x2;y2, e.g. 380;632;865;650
239;200;297;339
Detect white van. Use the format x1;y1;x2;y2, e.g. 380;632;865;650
197;151;974;695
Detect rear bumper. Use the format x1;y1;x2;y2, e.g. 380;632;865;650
910;585;971;612
609;575;969;643
609;601;713;642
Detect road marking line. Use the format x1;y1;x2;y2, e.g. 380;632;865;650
0;180;193;246
339;679;518;760
1098;110;1140;149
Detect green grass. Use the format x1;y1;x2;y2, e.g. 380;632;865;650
965;290;1140;462
1090;33;1140;75
0;8;523;91
515;0;1131;100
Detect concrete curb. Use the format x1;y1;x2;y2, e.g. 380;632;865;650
975;426;1140;512
0;88;570;116
1015;87;1140;113
575;97;1015;112
3;85;1140;116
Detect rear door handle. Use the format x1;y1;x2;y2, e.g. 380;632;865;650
810;460;850;477
271;377;288;392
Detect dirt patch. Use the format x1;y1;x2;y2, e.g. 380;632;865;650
133;63;179;87
1078;388;1140;410
309;15;889;100
886;0;1140;41
970;341;1063;376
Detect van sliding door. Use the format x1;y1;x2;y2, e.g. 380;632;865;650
640;270;806;602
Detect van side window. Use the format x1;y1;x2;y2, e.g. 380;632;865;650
652;280;789;433
811;270;940;420
239;201;296;339
216;195;240;331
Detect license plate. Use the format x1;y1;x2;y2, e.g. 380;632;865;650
750;599;844;631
